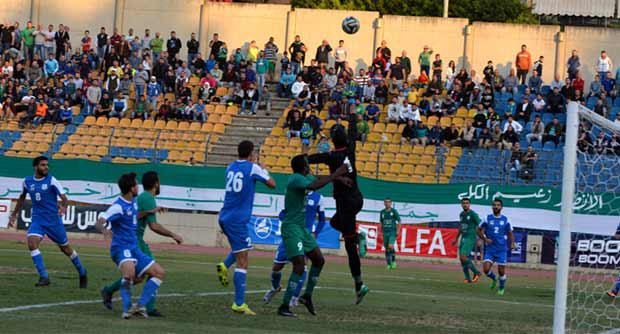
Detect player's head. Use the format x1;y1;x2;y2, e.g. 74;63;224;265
461;197;471;211
32;156;49;177
291;154;309;175
331;125;348;149
142;171;160;195
384;197;392;209
238;140;255;161
492;198;503;215
118;173;138;197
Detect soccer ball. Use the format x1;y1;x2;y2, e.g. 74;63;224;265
342;16;360;34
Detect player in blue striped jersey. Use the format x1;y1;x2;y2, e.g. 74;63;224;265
477;199;515;296
96;173;166;319
263;191;327;307
216;141;276;316
9;156;87;288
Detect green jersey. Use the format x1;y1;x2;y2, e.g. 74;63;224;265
458;209;480;240
284;173;315;228
380;208;401;235
419;51;432;66
137;191;157;241
23;27;35;46
150;38;163;52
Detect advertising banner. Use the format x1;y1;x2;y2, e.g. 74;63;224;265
16;202;107;233
0;199;10;228
248;216;341;249
357;223;458;258
509;231;528;263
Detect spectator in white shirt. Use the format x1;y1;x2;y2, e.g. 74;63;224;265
290;75;306;98
550;73;565;91
400;101;421;124
386;97;400;123
532;94;546;113
596;50;613;78
503;115;523;134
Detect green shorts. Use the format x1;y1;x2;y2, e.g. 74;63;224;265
138;238;154;259
459;238;476;257
268;60;276;72
383;232;396;249
282;224;318;260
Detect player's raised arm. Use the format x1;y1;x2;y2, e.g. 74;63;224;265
8;180;28;228
97;203;123;239
96;216;113;239
251;163;276;189
307;164;348;191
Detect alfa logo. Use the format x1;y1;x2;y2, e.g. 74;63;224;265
254;217;272;239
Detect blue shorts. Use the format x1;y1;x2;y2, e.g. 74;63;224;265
111;246;155;277
274;241;287;264
219;219;252;253
27;221;68;246
484;248;507;266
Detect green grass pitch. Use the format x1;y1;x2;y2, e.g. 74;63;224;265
0;239;554;333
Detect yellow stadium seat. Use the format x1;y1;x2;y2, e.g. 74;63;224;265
449;147;463;156
440;117;452;128
452;117;464;127
423;175;437;184
226;105;238;115
24;142;37;152
388;163;402;175
165;120;178;130
106;117;119;127
193;152;206;163
367;133;381;143
378;162;390;175
446;156;459;167
271;127;284;137
219;115;232;125
208;114;220;124
118;118;131;128
214;105;226;114
141;119;154;129
154;120;166;129
264;137;276;146
83;116;96;125
414;165;428;175
72;145;86;154
213;124;225;134
12;141;26;151
177;121;190;130
372;123;385;133
201;123;213;132
263;156;277;167
385;144;400;153
385;123;398;133
424;145;436;155
427;116;439;126
276;156;289;167
215;87;227;97
357;152;370;161
96;117;107;126
395;153;408;163
188;122;200;132
130;119;143;128
401;164;414;175
96;146;108;156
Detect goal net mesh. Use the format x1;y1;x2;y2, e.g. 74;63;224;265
567;104;620;334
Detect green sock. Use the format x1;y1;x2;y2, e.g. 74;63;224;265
104;278;123;293
468;260;480;275
461;262;471;280
385;252;392;266
282;272;302;306
304;266;322;297
146;293;156;312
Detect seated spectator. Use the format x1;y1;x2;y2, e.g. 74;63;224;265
470;69;482;86
291;75;306;97
156;99;172;121
480;86;494;110
546;87;565;114
316;135;331;153
542;117;563;148
594;132;609;155
523;87;536;103
287;109;304;138
505;98;516;118
59;101;72;124
507;142;524;172
241;83;259;115
260;85;272;115
352;99;364;116
294;84;310;109
577;121;593;153
427;121;443;146
503;115;523;135
193;99;208;123
328;96;349;120
427;94;443;118
32;100;48;126
504;69;518;95
593;98;608;118
413;121;428;146
374;80;388;105
110;92;128;118
356;114;369;143
574;90;585;105
416;70;429;88
424;75;442;97
119;73;132;96
304;109;323;138
493;69;504;92
608;134;620;154
442;123;460;146
132;95;147;120
99;93;112;117
486;107;501;129
468;86;482;109
589;74;602;97
501;125;519;150
308;86;324;111
457;120;476;148
490;124;502;148
329;117;346;139
526;115;545;144
385;97;400;123
605;72;619;97
278;68;295;98
472;105;487;129
401;119;417;145
46;100;62;124
531;94;545;114
528;70;542;93
478;127;493;148
550;73;564;91
365;100;380;123
440;95;457;116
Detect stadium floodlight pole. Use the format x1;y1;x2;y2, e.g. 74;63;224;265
443;0;449;17
552;101;579;334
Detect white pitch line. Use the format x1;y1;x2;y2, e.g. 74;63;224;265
598;329;620;334
0;248;555;291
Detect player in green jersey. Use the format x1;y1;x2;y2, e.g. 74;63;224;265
379;198;401;270
278;155;349;317
101;171;183;316
453;198;481;283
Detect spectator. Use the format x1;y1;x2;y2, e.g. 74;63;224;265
522;145;538;179
385;97;400;123
192;99;207;123
504;68;518;95
602;72;616;97
472;106;487;128
445;60;456;90
577;121;593;153
502;125;519;150
589;74;602;97
483;60;494;83
503;115;523;135
291;75;306;97
493;69;504;92
132;95;147;120
442;123;460;146
401;119;417;145
303;109;323;138
186;32;199;64
329;116;346;138
134;64;149;97
374;80;388;105
567;49;581;80
533;56;544;77
478;127;493;149
166;31;181;63
264;37;278;81
594;98;608;118
364;100;380;123
294;84;310;109
33;100;47;126
432;54;443;82
356;114;369;143
516;44;532;85
550;73;565;91
44;53;58;77
528;70;542;93
333;40;347;74
315;40;332;68
241;83;259;115
440;95;457;116
480;86;494;110
316;135;331;153
594;132;609;155
526;115;545;143
596;50;613;78
546;87;565;114
99;92;112;117
86;79;101;115
156;99;171;121
278;68;295;98
508;142;524;172
110;92;128;118
288;35;306;75
354;69;370;99
428;121;443;146
572;72;585;94
457;120;476;148
146;76;162;111
413;121;428;146
150;31;164;61
59;100;72;123
491;124;503;148
25;61;43;84
418;45;433;77
531;94;545;114
542;117;563;148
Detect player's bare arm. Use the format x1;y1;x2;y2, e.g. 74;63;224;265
453;229;461;247
148;222;183;244
508;230;516;250
58;194;69;216
96;217;112;240
477;227;491;245
307;165;348;191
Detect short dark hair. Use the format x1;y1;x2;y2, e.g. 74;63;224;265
238;140;254;158
291;155;307;174
461;197;470;203
493;198;503;206
141;171;159;190
33;156;48;167
118;173;137;195
385;197;392;201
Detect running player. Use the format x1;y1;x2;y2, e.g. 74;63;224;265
96;173;166;319
263;190;326;306
305;111;369;303
216;140;276;316
277;155;349;317
477;199;515;296
100;171;183;316
453;198;482;283
380;198;400;270
8;156;87;288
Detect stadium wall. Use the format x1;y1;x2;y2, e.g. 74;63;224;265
564;26;620;83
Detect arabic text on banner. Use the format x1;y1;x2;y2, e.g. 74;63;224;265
16;202;108;233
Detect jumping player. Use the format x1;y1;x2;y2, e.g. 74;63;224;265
277;155;349;317
453;198;482;283
305;111;369;303
100;171;183;316
380;198;400;270
96;173;166;319
263;190;326;306
8;156;88;288
216;140;276;316
477;199;515;296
